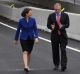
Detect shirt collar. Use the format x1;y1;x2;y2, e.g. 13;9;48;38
56;12;61;16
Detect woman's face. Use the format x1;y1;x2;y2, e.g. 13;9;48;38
26;10;32;18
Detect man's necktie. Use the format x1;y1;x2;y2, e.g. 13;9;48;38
57;14;61;35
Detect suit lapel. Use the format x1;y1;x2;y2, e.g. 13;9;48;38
54;12;56;21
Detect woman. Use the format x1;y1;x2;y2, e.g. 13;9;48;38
14;8;39;72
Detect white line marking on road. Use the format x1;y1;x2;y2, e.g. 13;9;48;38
0;21;80;53
7;68;34;71
6;68;51;71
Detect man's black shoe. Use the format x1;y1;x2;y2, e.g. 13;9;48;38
53;66;59;70
61;66;67;72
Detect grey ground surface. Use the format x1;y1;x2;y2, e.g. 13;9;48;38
0;16;80;74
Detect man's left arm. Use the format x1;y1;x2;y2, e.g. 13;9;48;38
60;14;70;30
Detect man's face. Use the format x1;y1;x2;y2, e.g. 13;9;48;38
54;3;61;13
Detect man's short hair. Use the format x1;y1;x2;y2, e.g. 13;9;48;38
54;2;61;6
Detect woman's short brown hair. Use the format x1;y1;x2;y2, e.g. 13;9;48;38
21;8;32;17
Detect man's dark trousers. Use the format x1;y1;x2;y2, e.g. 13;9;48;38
51;33;67;67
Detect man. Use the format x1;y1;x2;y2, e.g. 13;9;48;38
47;3;70;72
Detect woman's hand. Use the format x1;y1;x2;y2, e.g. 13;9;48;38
14;40;18;45
35;38;39;43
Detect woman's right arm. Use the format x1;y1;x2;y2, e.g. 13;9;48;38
14;20;21;41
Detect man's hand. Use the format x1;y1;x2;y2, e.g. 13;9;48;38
59;24;63;29
51;24;55;30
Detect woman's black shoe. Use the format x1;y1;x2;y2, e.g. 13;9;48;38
24;68;29;72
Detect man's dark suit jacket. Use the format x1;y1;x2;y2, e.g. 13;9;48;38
47;12;70;42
